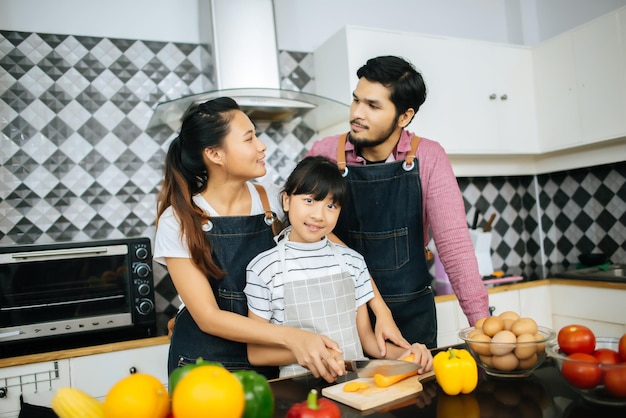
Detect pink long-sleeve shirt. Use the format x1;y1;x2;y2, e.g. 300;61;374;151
307;130;489;326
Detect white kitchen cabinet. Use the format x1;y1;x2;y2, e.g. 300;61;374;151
435;298;463;347
0;360;70;418
487;288;521;316
314;26;539;155
519;285;552;328
534;9;626;152
69;344;169;400
550;284;626;337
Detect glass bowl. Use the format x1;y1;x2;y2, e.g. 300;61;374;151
547;337;626;407
459;325;556;378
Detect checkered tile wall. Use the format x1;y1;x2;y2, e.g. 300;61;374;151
1;31;625;335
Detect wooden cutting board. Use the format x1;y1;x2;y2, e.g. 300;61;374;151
322;370;435;411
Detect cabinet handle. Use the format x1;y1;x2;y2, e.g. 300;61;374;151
129;367;137;374
489;93;497;100
500;94;508;101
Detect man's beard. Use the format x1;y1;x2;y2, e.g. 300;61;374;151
348;119;397;149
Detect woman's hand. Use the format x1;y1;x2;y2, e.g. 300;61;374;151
400;343;433;373
287;330;346;383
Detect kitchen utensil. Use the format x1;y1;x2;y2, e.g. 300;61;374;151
471;209;480;230
482;213;496;232
577;253;608;267
321;370;435;411
344;359;420;378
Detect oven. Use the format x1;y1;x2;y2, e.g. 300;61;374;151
0;237;157;358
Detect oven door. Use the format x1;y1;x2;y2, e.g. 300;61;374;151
0;239;155;356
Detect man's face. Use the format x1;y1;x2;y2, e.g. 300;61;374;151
348;78;399;148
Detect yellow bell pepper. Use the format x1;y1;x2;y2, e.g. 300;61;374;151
437;393;480;418
433;348;478;395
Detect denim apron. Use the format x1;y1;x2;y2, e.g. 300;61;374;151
334;134;437;348
168;187;280;379
277;229;364;377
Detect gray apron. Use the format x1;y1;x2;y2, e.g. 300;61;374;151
277;230;365;377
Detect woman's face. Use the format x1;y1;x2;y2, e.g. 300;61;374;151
219;110;267;180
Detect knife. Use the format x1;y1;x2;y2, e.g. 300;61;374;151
344;359;420;378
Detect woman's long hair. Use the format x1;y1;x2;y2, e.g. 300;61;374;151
156;97;240;279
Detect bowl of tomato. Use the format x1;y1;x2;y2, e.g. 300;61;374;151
547;326;626;407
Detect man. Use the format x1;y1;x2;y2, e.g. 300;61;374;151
307;55;489;347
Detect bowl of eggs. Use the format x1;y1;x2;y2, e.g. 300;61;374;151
458;311;556;378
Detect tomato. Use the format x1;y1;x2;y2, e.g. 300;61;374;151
604;367;626;397
593;348;622;365
557;325;596;355
619;334;626;362
561;353;602;389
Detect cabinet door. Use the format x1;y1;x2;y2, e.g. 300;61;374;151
519;285;552;328
533;33;581;152
550;285;626;337
70;344;169;399
487;290;520;316
0;360;70;417
571;11;626;143
435;298;463;347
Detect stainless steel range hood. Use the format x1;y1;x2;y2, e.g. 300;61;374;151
147;0;348;132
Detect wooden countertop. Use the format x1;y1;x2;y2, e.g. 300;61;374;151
3;279;624;369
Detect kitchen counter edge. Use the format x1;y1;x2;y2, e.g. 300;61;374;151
3;279;624;368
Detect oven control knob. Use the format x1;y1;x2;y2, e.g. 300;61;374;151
137;299;154;315
135;247;149;260
135;263;150;278
137;283;151;296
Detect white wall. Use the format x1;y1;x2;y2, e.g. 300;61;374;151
0;0;200;43
2;0;626;49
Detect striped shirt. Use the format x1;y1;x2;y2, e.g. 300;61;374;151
245;235;374;324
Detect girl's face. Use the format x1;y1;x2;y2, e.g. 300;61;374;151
218;110;267;180
282;193;340;243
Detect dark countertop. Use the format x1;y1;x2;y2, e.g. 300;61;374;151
269;353;626;417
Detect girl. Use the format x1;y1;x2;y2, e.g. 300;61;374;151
154;98;409;382
245;156;433;377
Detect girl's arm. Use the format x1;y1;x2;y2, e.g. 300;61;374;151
166;257;344;382
356;305;433;372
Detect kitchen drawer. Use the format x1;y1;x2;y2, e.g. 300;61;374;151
69;344;169;399
0;360;70;418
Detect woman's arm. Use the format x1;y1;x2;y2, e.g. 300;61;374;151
166;257;345;382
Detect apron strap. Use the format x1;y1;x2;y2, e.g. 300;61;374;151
253;183;283;236
335;133;422;174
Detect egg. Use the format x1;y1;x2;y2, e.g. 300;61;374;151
514;333;538;359
468;328;484;339
474;317;487;329
469;333;493;356
490;330;517;356
534;332;547;353
498;311;521;321
482;316;505;337
511;317;538;337
502;318;515;331
479;354;494;367
518;353;538;369
491;353;519;371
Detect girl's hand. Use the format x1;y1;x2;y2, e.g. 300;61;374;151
374;314;410;357
400;343;433;373
287;330;345;383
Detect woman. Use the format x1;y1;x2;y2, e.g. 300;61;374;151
154;97;408;382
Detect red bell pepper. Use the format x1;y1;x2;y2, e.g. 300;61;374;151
286;389;340;418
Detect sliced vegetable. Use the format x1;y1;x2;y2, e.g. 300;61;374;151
373;369;419;388
343;381;370;392
433;348;478;395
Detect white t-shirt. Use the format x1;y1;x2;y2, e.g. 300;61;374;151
153;181;284;266
244;234;374;325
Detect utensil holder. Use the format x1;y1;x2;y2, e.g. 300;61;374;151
469;230;494;277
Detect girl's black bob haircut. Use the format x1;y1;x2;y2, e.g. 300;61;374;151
282;156;348;207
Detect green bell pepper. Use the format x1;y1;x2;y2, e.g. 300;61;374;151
233;370;274;418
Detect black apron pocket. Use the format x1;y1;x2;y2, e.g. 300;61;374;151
348;227;409;271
